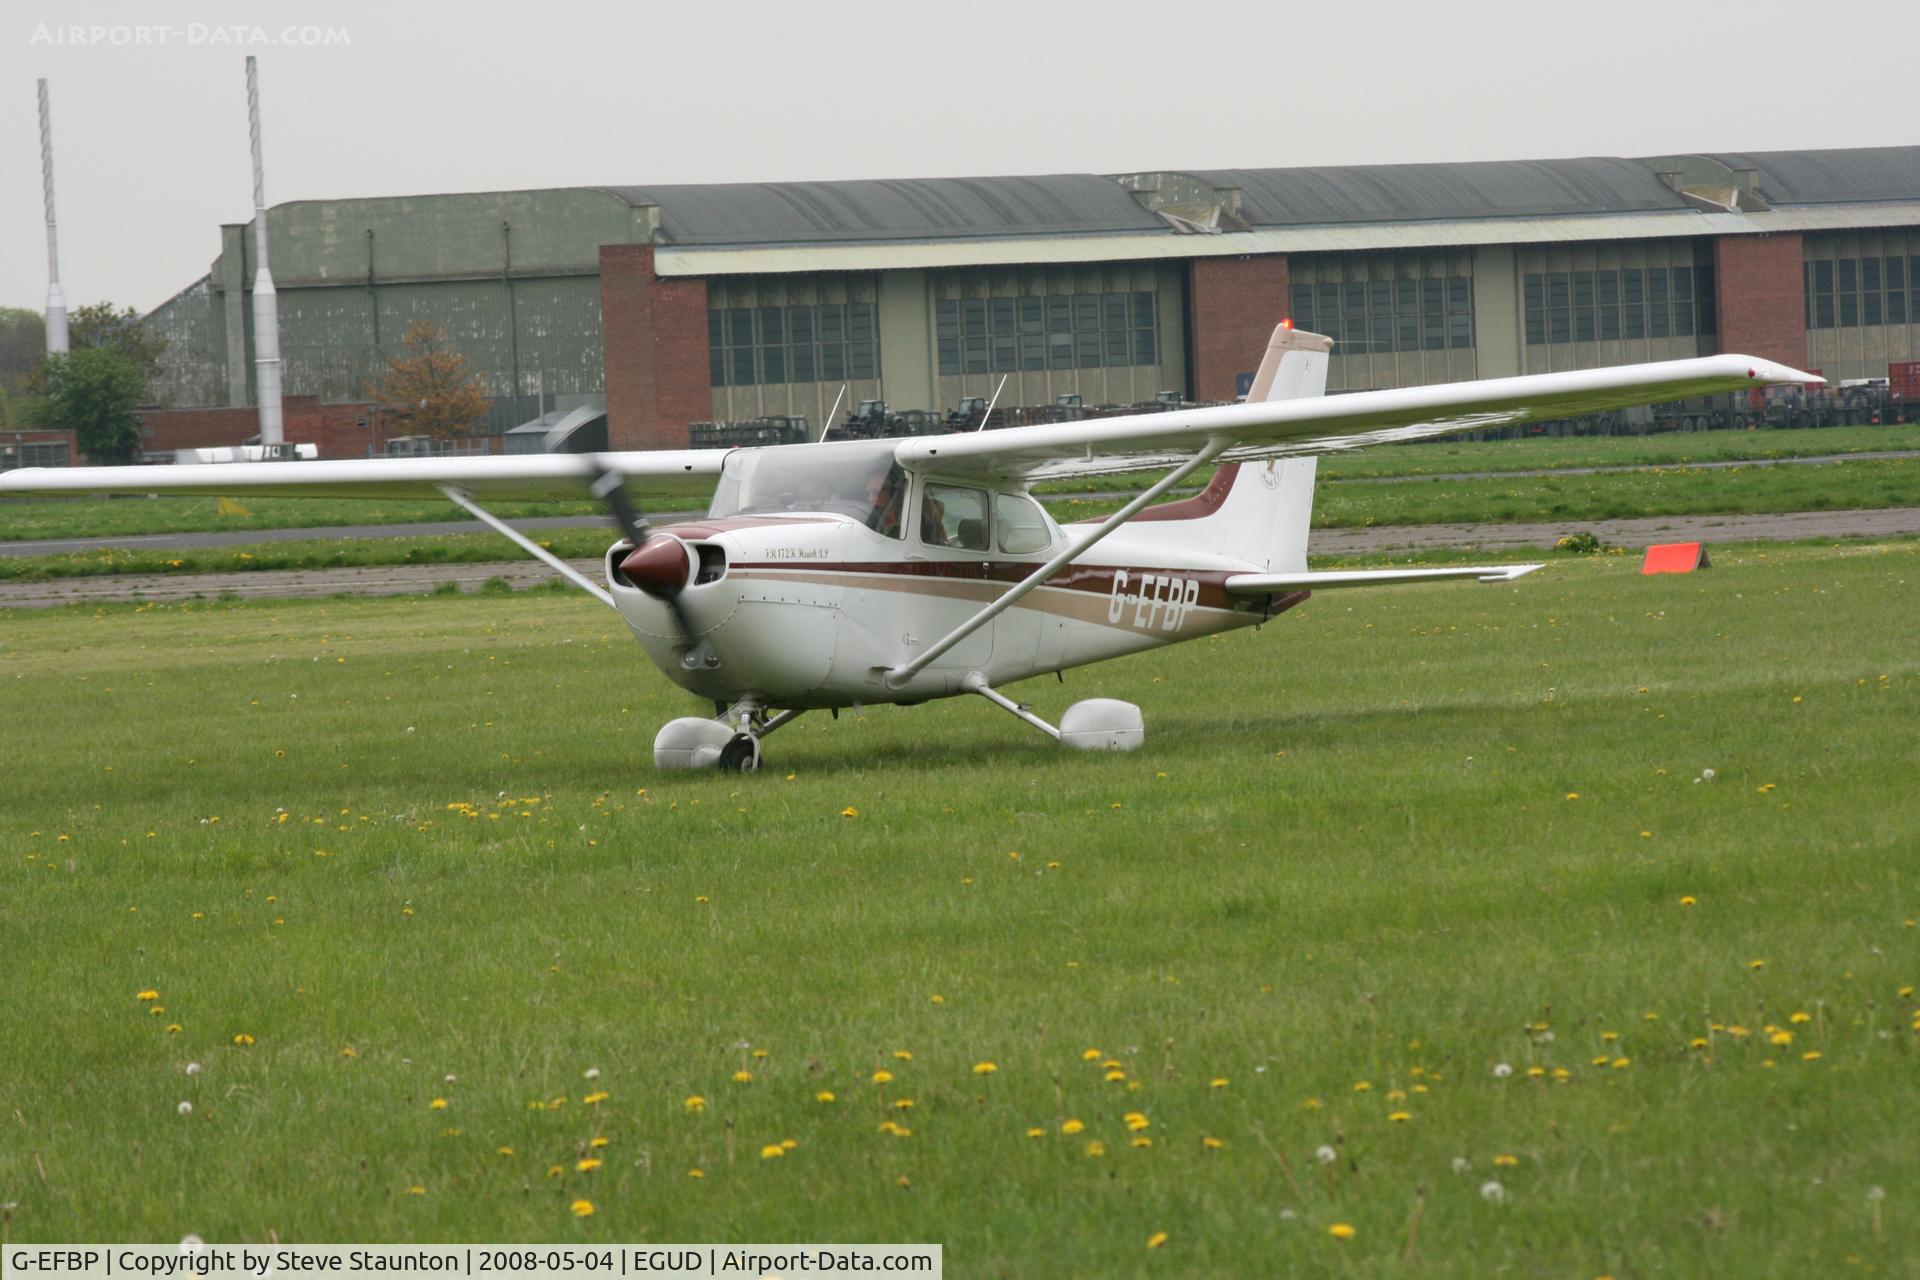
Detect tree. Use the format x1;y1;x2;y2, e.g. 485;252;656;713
0;307;45;396
69;302;167;395
363;321;491;441
28;347;147;464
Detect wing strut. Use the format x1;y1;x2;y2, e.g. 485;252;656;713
437;484;615;609
885;437;1229;687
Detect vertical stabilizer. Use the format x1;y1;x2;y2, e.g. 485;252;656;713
1244;323;1333;403
1118;325;1331;568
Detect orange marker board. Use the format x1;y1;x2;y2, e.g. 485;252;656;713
1642;542;1710;574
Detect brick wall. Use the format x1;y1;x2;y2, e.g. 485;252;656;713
1189;254;1291;401
134;398;501;460
600;243;712;449
1714;234;1807;370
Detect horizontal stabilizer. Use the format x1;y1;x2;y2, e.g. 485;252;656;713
1225;564;1544;592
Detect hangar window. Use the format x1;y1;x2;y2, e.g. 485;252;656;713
1289;259;1473;355
708;300;881;388
1524;256;1715;347
934;290;1159;377
1804;251;1919;332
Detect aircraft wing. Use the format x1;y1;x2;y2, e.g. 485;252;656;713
0;449;723;504
890;355;1820;483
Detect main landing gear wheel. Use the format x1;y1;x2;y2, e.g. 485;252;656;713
717;733;762;772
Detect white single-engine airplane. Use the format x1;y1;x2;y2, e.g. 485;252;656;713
1;325;1818;769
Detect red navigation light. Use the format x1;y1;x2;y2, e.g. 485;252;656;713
1281;317;1294;330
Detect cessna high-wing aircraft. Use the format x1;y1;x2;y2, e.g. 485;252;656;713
1;325;1818;769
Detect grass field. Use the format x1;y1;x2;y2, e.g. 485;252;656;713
2;541;1917;1274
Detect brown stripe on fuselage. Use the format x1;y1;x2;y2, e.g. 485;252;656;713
725;560;1308;633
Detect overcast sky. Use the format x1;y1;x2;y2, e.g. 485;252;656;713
5;0;1914;313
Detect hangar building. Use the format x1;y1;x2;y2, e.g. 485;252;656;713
133;145;1920;457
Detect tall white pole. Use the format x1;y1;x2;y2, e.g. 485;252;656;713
37;79;68;355
246;56;284;445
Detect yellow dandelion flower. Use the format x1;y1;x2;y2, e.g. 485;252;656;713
1328;1223;1355;1241
752;1048;769;1059
1748;959;1765;970
759;1145;784;1160
1353;1080;1371;1092
893;1050;913;1061
1898;985;1914;999
894;1098;915;1110
1769;1030;1793;1047
815;1090;836;1103
1132;1136;1153;1148
1526;1066;1545;1078
1209;1077;1229;1089
1551;1068;1570;1081
136;990;159;1002
496;1147;514;1157
929;994;945;1004
1601;1031;1619;1042
732;1071;752;1083
684;1095;707;1112
1124;1113;1149;1132
547;1165;565;1178
1101;1058;1123;1070
1802;1050;1823;1061
1788;1011;1811;1024
1590;1054;1611;1066
1084;1141;1106;1157
1386;1088;1407;1101
1680;895;1696;906
1104;1069;1126;1082
232;1033;254;1047
972;1061;997;1075
840;807;859;818
1727;1025;1749;1038
569;1199;594;1218
1611;1058;1630;1069
1691;1037;1710;1049
780;1138;797;1150
871;1070;893;1084
166;1024;182;1034
1389;1111;1412;1123
407;1186;425;1196
583;1090;609;1104
1565;792;1580;801
1081;1048;1102;1061
576;1158;602;1172
687;1168;704;1179
589;1137;609;1149
1493;1154;1519;1167
1061;1118;1085;1135
1026;1127;1046;1138
1146;1231;1168;1249
429;1098;448;1110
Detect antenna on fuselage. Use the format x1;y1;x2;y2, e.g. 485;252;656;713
817;384;848;443
974;373;1008;431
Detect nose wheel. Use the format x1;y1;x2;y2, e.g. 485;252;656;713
717;733;762;772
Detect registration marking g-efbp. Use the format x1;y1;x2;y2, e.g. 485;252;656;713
1106;569;1201;632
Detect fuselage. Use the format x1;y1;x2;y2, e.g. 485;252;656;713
605;500;1301;710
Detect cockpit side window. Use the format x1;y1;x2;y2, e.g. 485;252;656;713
995;493;1052;554
921;483;990;551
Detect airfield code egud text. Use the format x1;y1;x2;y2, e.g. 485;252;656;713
2;1247;941;1280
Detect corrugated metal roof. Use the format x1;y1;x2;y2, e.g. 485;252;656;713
600;176;1168;246
1184;158;1692;226
1700;146;1920;206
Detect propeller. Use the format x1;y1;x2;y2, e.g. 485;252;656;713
593;465;695;641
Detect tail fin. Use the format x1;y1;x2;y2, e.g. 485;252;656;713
1128;325;1330;571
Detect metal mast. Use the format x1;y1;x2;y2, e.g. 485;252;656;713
38;79;68;355
245;56;284;445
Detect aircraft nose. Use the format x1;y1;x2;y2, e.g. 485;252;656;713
619;536;694;597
